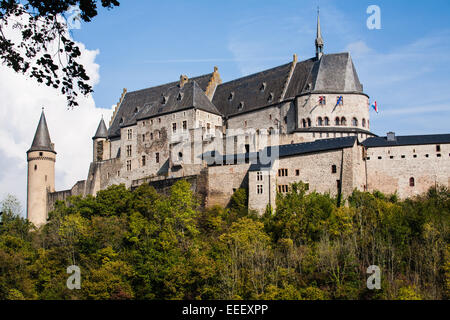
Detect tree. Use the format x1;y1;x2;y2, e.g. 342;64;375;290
0;0;120;107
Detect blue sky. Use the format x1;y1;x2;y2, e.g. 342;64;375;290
68;0;450;136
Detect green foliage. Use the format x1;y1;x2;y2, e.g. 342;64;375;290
0;184;448;300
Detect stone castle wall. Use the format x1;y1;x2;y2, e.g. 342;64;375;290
365;143;450;198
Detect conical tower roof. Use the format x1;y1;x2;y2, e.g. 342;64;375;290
93;118;108;139
28;109;55;154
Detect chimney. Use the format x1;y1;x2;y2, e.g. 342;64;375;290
180;75;189;88
387;132;396;142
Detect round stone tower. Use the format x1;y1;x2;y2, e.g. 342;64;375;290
27;109;56;227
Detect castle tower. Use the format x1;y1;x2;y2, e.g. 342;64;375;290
315;9;324;60
27;109;56;227
92;117;109;162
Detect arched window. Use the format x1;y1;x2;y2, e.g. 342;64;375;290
352;118;358;127
317;117;323;126
409;177;415;187
362;118;366;128
324;117;330;126
335;117;340;126
341;117;347;126
269;127;274;135
307;118;311;127
302;119;307;128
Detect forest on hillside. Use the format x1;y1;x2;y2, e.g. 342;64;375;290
0;181;449;300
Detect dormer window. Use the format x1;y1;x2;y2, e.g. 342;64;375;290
228;92;235;102
177;92;183;101
268;92;274;103
161;95;167;105
119;117;124;125
238;101;244;110
134;106;139;114
260;82;266;92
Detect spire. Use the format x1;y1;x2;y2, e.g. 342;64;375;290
28;109;55;153
315;8;324;60
93;118;108;140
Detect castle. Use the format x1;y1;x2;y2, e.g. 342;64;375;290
27;14;450;226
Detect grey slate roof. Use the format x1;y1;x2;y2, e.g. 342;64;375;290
213;52;364;118
93;118;108;139
307;53;363;93
135;80;221;121
362;134;450;148
108;52;365;138
212;62;293;117
209;136;357;166
28;110;55;154
108;73;214;138
276;136;357;158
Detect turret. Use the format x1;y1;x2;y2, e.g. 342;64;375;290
93;117;110;162
315;9;324;60
27;109;56;227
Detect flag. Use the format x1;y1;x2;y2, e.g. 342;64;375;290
371;101;378;113
336;96;343;106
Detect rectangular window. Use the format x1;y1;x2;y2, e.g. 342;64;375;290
142;155;146;166
319;96;326;105
436;145;441;152
337;96;344;106
156;153;160;163
172;123;177;133
150;133;153;140
126;160;131;171
278;185;289;193
207;123;211;133
126;145;132;157
278;169;288;177
296;169;300;176
183;120;187;131
127;129;132;140
257;185;263;195
142;134;146;142
257;172;263;181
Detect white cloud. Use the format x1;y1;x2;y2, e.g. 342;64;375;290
0;37;113;216
345;41;373;58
